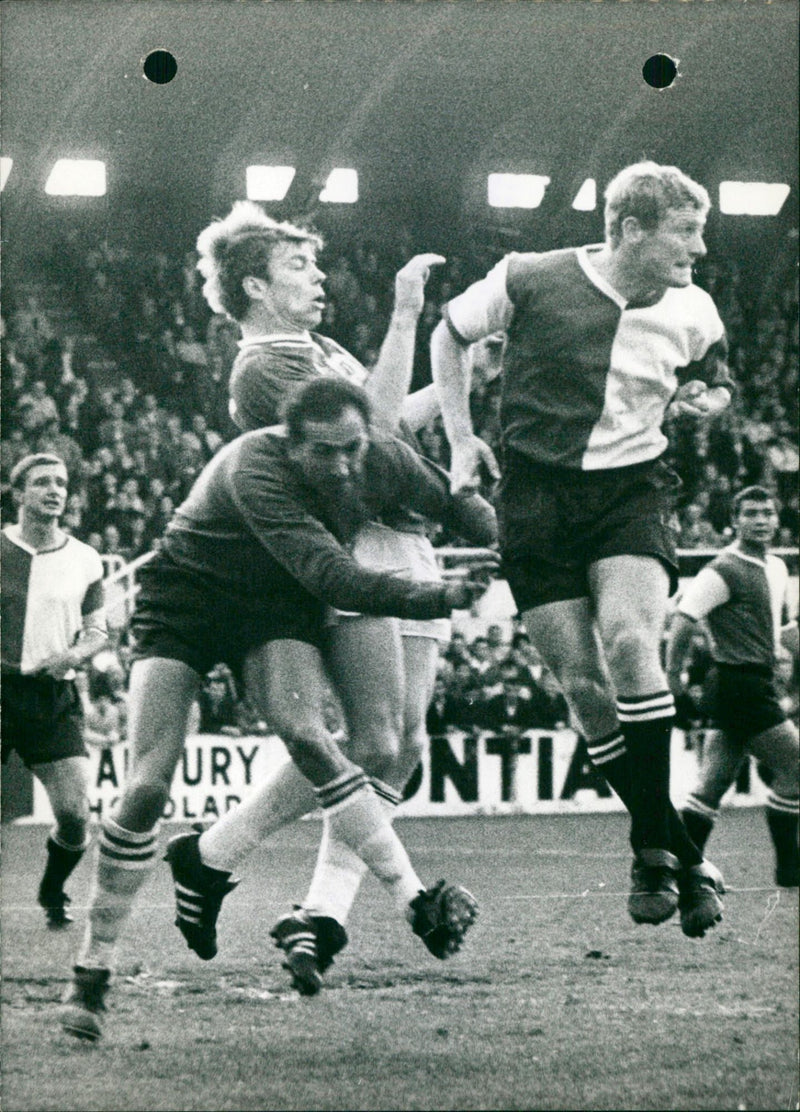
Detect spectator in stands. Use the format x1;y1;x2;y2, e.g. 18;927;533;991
100;524;126;562
476;662;539;733
76;665;127;752
16;380;60;432
189;414;224;461
485;623;509;666
34;418;84;480
679;501;724;549
426;675;469;736
468;636;494;677
196;665;243;737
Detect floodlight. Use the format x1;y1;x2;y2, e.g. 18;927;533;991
572;178;597;211
319;169;358;204
719;182;790;216
488;174;550;209
45;159;106;196
246;165;296;201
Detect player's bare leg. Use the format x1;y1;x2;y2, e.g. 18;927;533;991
592;555;722;935
31;756;91;928
61;657;200;1040
749;720;799;887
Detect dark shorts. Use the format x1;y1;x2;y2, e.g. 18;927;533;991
1;673;87;767
706;663;787;742
130;550;326;680
497;451;680;612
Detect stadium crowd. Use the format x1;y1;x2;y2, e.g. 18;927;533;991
2;225;797;738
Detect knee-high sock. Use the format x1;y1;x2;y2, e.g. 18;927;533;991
77;817;160;970
305;779;401;925
766;792;799;871
39;830;89;901
681;794;719;854
198;758;317;873
588;727;702;865
316;771;421;915
616;693;678;855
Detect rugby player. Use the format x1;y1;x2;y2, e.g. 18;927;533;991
667;486;799;888
181;202;464;991
431;161;733;936
2;454;108;928
60;377;495;1039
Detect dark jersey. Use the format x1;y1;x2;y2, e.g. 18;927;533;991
678;545;792;668
229;332;368;432
445;247;732;471
161;427;496;622
230;332;431;533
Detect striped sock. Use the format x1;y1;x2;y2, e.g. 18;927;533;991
315;771;421;914
586;730;632;799
617;692;675;854
78;817;161;970
199;758;317;873
681;794;719;854
765;792;799;873
305;778;401;925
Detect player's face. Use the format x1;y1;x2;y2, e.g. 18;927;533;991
635;207;707;290
288;407;370;497
735;499;779;546
263;241;326;329
20;463;68;520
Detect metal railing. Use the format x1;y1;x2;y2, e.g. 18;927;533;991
102;550;156;630
101;544;799;629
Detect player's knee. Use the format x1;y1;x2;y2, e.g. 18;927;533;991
54;812;88;848
278;715;353;785
352;701;404;753
769;765;800;799
348;718;404;775
116;779;171;830
602;625;655;684
560;674;611;720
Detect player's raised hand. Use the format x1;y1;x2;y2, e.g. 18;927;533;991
394;253;446;315
449;435;500;495
670;380;731;419
443;577;493;612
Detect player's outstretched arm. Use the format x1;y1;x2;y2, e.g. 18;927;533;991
665;611;697;697
365;253;445;432
431;319;499;494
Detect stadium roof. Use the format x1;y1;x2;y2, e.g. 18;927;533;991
1;0;797;252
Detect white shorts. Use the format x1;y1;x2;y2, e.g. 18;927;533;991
331;522;451;643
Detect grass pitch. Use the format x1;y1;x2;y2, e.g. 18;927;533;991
2;810;797;1111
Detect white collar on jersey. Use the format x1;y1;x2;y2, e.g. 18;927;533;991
2;523;69;556
576;245;629;309
237;331;313;349
725;542;769;568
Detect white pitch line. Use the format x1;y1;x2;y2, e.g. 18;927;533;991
2;886;791;914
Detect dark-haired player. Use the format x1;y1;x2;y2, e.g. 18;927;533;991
186;202;460;988
667;486;798;888
60;377;494;1039
2;454;108;928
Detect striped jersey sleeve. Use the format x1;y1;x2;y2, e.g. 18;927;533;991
444;256;515;344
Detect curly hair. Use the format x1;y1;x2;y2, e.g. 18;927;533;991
196;201;323;321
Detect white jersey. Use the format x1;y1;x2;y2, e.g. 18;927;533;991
1;526;105;675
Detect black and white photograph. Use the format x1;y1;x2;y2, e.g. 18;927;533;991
1;1;797;1109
